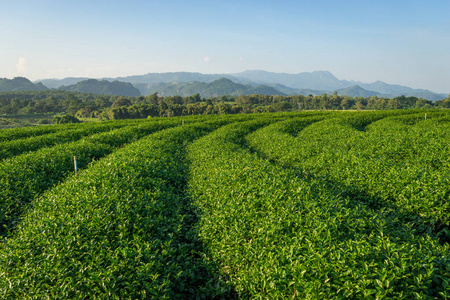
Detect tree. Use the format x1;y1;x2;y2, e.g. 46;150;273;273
440;98;450;108
112;97;132;107
76;106;96;118
330;92;343;109
53;114;80;124
387;98;399;110
216;102;232;114
340;98;351;110
190;93;202;103
145;93;159;105
354;101;365;111
95;96;112;109
319;93;330;110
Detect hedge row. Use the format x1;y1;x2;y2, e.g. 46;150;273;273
187;118;450;299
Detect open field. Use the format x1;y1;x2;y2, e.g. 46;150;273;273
0;114;57;128
0;110;449;299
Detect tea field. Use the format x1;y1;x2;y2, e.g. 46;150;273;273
0;110;449;299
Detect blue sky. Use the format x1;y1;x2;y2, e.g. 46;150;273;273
1;0;449;93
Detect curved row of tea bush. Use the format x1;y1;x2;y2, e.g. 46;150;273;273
0;122;81;142
0;113;286;236
0;118;187;236
0;115;213;160
0;110;448;298
0;117;177;143
0;119;246;299
0;112;280;145
187;119;450;299
0;122;135;160
246;111;450;235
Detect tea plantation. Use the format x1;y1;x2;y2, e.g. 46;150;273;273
0;111;449;299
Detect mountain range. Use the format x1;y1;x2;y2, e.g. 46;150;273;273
0;77;47;92
35;70;447;100
59;79;141;97
1;71;446;100
135;78;281;98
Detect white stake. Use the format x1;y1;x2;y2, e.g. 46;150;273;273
74;156;78;175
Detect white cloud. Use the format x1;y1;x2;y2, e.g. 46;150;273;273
203;56;211;63
239;56;243;61
16;57;27;74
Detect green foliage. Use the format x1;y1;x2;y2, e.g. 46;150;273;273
0;124;70;142
0;122;130;160
0;141;112;236
247;110;450;230
188;116;450;298
0;121;238;299
0;84;444;121
0;111;449;298
53;114;80;124
35;118;50;124
0;117;188;235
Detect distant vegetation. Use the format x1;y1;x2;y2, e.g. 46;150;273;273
53;114;80;124
1;88;450;124
0;75;449;126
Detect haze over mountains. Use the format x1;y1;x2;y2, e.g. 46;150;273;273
3;70;446;100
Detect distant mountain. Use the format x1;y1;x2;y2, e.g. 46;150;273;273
267;83;328;96
232;70;447;100
59;79;141;97
36;72;251;88
232;70;348;91
354;81;445;100
135;78;284;97
108;72;238;85
335;85;380;98
272;83;380;98
37;77;90;89
35;70;447;100
0;77;48;92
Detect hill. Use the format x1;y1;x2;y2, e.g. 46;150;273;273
38;77;90;89
232;70;446;100
0;77;48;92
59;79;141;97
335;85;380;97
135;78;284;97
110;72;238;85
356;81;445;100
232;70;347;91
267;83;328;96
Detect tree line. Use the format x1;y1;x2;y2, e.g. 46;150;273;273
1;90;450;120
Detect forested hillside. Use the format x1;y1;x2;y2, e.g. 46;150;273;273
0;77;47;92
34;71;447;100
135;78;282;97
1;89;450;124
59;79;141;97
